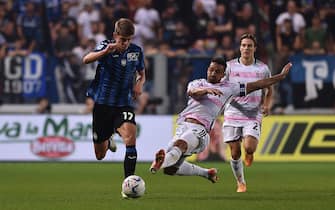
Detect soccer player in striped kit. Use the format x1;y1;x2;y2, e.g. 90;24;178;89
83;18;145;179
223;33;273;192
150;57;291;184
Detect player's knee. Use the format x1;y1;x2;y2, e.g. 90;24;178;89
163;167;178;175
231;151;241;160
95;152;105;160
245;147;255;155
173;140;188;153
121;133;136;145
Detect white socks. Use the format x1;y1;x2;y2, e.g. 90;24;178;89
175;161;208;177
161;146;182;168
230;158;246;184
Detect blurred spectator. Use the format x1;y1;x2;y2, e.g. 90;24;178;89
157;41;176;57
187;42;211;81
7;39;29;56
275;0;306;37
215;33;236;60
56;53;85;103
276;18;302;58
268;0;287;47
101;5;117;38
90;21;106;44
299;0;315;26
0;3;7;23
72;37;95;60
134;0;161;44
0;4;18;54
168;20;192;55
188;39;208;56
36;97;52;114
16;1;44;53
274;18;299;114
233;2;258;40
54;23;76;60
133;22;156;49
66;0;81;18
74;38;96;87
141;39;159;56
201;20;218;54
77;0;100;40
303;13;327;55
189;0;210;39
0;37;5;59
106;0;129;19
192;0;216;19
316;0;335;46
51;1;78;43
160;2;179;42
212;3;233;39
44;0;62;23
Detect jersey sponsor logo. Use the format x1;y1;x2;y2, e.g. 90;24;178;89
127;52;139;61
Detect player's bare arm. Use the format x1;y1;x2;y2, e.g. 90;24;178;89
82;43;118;64
133;70;146;100
262;86;273;116
246;62;292;94
189;88;223;99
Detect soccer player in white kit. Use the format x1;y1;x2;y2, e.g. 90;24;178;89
223;33;273;192
150;57;292;183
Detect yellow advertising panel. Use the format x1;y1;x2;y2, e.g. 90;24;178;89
256;115;335;161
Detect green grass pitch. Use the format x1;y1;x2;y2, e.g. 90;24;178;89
0;162;334;210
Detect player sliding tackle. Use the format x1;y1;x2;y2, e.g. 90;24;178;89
150;57;292;183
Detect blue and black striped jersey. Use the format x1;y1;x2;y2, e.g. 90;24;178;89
87;39;145;107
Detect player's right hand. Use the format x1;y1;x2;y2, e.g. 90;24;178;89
207;88;223;96
106;43;118;53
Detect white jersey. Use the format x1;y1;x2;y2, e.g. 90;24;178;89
224;58;271;124
177;78;246;132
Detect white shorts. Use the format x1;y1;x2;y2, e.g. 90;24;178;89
168;122;209;156
223;120;261;142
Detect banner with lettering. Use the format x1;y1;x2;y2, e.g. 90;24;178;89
290;54;335;108
1;54;46;102
0;115;173;161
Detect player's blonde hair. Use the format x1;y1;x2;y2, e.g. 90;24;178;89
114;18;135;37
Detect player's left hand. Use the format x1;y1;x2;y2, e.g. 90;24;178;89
280;62;292;77
133;84;142;100
262;105;270;116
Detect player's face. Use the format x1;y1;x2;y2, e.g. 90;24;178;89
114;34;133;52
240;38;256;59
207;62;225;83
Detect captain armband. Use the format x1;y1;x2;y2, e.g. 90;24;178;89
240;83;246;96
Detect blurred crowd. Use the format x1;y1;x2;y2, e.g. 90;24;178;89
0;0;335;113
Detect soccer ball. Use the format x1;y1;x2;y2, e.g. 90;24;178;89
121;175;145;198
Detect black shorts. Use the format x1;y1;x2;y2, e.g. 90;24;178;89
92;103;136;143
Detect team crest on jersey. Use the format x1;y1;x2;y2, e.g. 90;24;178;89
127;52;139;61
95;43;105;50
121;59;127;66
